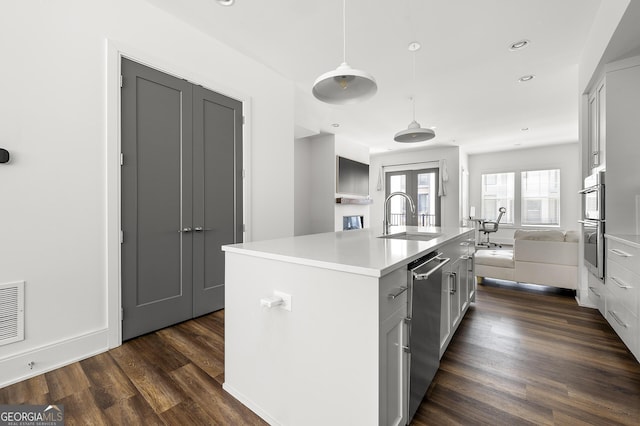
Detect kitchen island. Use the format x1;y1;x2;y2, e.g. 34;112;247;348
222;226;474;426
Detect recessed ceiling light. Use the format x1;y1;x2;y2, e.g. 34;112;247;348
216;0;235;6
509;39;530;51
518;75;535;83
521;127;529;131
332;123;340;128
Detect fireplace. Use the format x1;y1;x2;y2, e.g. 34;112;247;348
343;215;364;230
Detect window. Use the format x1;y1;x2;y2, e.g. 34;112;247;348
481;172;514;224
521;169;560;226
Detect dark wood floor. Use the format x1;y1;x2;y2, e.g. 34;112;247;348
1;281;639;425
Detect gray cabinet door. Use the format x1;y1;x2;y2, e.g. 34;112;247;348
121;58;194;340
192;85;243;316
121;59;242;339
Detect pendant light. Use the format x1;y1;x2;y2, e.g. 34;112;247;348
394;42;435;143
312;0;377;105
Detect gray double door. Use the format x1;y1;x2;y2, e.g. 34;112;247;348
121;58;242;340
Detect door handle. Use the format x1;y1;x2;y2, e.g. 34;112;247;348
179;227;193;233
194;227;213;232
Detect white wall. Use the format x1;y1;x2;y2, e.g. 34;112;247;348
294;138;313;236
370;146;461;230
0;0;294;386
468;143;581;243
310;135;336;234
294;134;335;235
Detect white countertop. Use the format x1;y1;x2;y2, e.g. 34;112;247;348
222;226;474;277
605;233;640;249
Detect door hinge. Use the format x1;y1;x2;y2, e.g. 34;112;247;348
242;115;245;125
120;308;124;321
242;224;246;232
120;75;123;88
242;169;246;179
120;153;124;166
120;230;124;244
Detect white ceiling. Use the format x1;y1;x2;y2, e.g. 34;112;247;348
146;0;603;154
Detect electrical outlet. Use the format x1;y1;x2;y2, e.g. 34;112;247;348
274;291;292;311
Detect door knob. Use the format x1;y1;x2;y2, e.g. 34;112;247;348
179;227;193;233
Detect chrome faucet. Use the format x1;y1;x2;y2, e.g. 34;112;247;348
383;192;416;235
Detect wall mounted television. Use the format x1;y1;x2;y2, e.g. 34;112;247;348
336;156;369;196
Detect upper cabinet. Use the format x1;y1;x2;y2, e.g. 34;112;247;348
587;77;606;171
603;56;640;235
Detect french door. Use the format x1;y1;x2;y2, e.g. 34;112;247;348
385;168;440;227
120;58;242;340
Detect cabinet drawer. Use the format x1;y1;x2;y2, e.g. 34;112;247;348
606;261;639;315
380;268;408;321
607;239;640;276
587;272;607;316
606;298;638;354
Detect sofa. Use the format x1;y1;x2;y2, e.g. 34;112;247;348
475;229;579;290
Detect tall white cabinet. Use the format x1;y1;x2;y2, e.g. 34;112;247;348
584;55;640;362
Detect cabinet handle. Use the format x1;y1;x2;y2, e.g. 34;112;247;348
609;248;632;258
609;276;632;289
388;286;408;300
178;227;192;233
608;310;628;329
588;286;601;298
194;226;213;232
449;272;457;294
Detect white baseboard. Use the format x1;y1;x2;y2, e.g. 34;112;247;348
0;329;109;388
222;382;280;425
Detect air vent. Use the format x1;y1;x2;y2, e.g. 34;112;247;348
0;281;25;346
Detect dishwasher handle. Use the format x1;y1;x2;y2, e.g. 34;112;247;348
412;256;451;280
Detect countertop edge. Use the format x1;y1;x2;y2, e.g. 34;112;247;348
222;245;384;277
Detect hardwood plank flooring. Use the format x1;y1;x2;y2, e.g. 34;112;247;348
1;283;639;425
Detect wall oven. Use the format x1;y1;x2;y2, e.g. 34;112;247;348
579;171;605;279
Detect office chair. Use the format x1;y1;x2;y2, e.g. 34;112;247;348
479;207;506;248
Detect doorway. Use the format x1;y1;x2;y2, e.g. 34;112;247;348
385;168;440;226
120;58;243;340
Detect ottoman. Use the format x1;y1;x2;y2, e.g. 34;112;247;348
475;249;515;282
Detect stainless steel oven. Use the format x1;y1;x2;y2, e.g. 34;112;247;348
580;171;605;220
579;171;605;279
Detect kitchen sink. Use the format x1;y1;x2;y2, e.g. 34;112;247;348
378;232;441;241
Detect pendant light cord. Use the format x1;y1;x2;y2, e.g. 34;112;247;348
342;0;347;63
412;49;416;121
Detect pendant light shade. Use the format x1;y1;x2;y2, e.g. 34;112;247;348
312;0;377;104
394;42;435;143
394;120;436;142
313;63;377;105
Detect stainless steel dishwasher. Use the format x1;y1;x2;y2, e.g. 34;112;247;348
406;251;450;423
